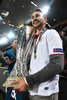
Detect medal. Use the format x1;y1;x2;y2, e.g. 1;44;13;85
34;53;36;59
33;28;47;60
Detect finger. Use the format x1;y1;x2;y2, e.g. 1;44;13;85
13;86;20;90
19;86;28;92
13;84;21;90
19;87;27;92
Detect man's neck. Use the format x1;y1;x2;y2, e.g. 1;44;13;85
36;25;45;35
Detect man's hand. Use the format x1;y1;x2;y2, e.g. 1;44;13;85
11;78;29;92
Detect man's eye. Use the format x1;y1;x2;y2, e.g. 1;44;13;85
36;14;40;17
32;14;40;19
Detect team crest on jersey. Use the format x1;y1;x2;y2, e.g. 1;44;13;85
53;48;63;53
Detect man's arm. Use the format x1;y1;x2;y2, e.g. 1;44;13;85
26;54;64;87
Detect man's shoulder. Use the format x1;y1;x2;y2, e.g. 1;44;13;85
46;29;57;33
7;49;13;52
6;49;13;55
45;29;59;37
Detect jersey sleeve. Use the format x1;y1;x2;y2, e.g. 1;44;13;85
46;29;64;56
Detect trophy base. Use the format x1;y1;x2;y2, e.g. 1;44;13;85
2;77;22;87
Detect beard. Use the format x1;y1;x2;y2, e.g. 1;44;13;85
32;19;44;29
33;22;43;29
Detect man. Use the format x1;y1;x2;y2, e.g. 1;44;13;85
4;39;17;76
11;9;64;100
60;28;67;74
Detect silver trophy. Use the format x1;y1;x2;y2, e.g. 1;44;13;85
10;26;34;77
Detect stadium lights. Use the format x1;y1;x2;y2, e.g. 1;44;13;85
41;6;50;15
0;37;8;45
1;11;9;17
31;1;37;7
7;31;15;39
0;16;3;21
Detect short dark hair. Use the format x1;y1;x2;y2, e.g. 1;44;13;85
34;9;42;13
34;8;47;18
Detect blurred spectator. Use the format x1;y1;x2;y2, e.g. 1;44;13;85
62;26;67;36
60;27;67;76
0;51;8;67
4;39;17;76
59;26;67;100
4;39;22;100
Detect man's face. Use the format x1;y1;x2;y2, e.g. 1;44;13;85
32;11;46;28
12;40;17;49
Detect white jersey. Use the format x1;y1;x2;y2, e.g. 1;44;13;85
29;29;63;96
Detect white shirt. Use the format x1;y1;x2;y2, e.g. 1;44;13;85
29;29;63;96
